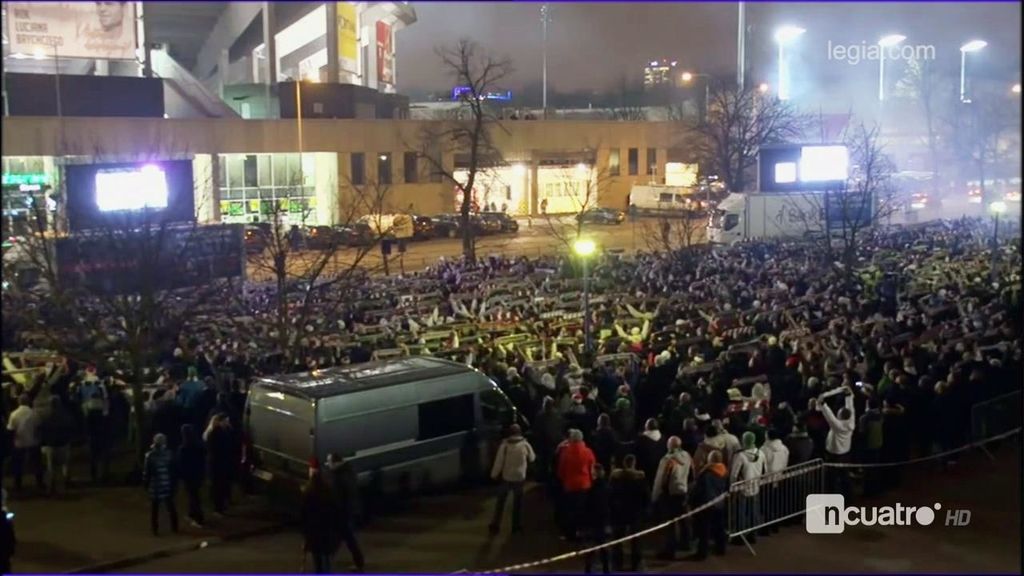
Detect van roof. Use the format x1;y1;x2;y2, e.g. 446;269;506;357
253;357;476;399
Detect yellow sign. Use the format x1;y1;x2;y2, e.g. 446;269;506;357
337;2;358;75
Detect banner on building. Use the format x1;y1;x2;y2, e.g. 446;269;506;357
376;21;394;85
337;2;358;75
6;1;137;61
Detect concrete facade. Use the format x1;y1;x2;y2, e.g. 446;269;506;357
2;117;690;222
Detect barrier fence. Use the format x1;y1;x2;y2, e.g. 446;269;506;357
467;428;1020;574
971;391;1021;448
727;458;825;547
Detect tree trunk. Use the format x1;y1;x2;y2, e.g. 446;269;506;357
130;350;148;479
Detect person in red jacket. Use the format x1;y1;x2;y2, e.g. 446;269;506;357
556;428;595;541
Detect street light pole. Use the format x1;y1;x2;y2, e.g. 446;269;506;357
960;40;987;103
774;26;805;102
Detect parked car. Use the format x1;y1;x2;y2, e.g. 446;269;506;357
577;207;625;225
412;215;437;241
435;213;487;237
479;211;519;233
244;223;271;254
305;225;348;250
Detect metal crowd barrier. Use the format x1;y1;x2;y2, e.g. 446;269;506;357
971;391;1022;458
726;458;825;546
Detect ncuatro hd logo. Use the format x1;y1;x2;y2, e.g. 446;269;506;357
806;494;972;534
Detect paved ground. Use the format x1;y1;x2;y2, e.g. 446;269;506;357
8;440;1005;574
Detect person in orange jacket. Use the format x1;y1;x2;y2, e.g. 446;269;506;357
556;428;596;541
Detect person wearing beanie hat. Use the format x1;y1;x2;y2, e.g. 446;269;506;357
143;432;179;535
729;431;767;545
489;424;536;535
533;397;565;482
652;435;693;559
556;428;596;540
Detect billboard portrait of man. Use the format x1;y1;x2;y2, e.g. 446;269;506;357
76;1;136;60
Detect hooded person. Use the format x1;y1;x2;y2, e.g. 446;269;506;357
489;424;536;535
591;413;621;471
610;394;636;439
652;435;694;559
143;433;179;536
689;449;729;561
729;431;767;545
634;418;666;490
609;454;650;572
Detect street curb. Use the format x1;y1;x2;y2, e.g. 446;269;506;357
65;522;290;574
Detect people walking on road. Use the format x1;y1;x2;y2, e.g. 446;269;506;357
689;449;729;561
204;413;234;516
143;433;179;535
556;428;595;541
178;424;206;528
582;463;611;574
609;454;649;572
39;396;75;495
325;453;365;572
489;424;535;535
300;466;342;574
7;394;42;492
652;435;693;559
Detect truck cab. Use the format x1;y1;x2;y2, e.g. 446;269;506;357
707;193;744;244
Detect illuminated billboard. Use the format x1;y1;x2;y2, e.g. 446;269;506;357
799;145;849;183
6;1;137;60
376;21;394;85
65;160;195;231
337;2;358;75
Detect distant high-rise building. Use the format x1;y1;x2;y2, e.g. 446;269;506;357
643;59;679;88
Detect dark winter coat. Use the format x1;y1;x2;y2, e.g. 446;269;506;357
143;446;177;500
609;468;649;525
177;440;207;485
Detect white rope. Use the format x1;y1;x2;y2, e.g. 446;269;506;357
823;427;1020;468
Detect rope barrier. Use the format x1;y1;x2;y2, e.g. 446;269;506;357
462;428;1020;574
473;493;729;574
823;427;1020;468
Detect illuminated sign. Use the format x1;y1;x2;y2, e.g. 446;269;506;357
451;86;513;101
2;173;50;186
774;162;797;184
800;145;849;183
94;165;169;212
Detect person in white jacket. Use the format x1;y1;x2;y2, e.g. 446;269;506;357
489;424;535;535
817;386;856;496
759;428;790;535
729;432;767;544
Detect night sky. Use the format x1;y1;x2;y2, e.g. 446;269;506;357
396;2;1022;95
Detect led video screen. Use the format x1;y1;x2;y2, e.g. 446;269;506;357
65;160;195;231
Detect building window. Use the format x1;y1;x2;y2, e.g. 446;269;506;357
377;153;392;185
647;149;657;176
609;149;620;176
403;152;418;183
243;155;258;187
628;148;638;175
351;153;365;185
418;394;475;441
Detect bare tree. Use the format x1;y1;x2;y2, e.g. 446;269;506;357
245;178;392;357
643;209;706;259
895;58;953;200
3;194;238;468
946;88;1020;206
413;39;513;263
689;82;809;193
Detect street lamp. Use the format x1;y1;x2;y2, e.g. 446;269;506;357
990;201;1006;282
681;71;711;122
775;25;806;101
758;82;770;94
878;34;906;102
960;39;987;103
573;238;596;354
1012;83;1021;95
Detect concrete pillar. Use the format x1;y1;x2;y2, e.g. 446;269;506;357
529;161;540;217
218;50;230;99
262;2;277;83
194;154;221;223
326;2;339;84
314;153;339;225
95;60;109;76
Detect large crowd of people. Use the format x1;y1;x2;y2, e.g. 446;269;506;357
1;216;1021;572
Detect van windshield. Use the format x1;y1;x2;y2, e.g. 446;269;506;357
480;387;515;427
